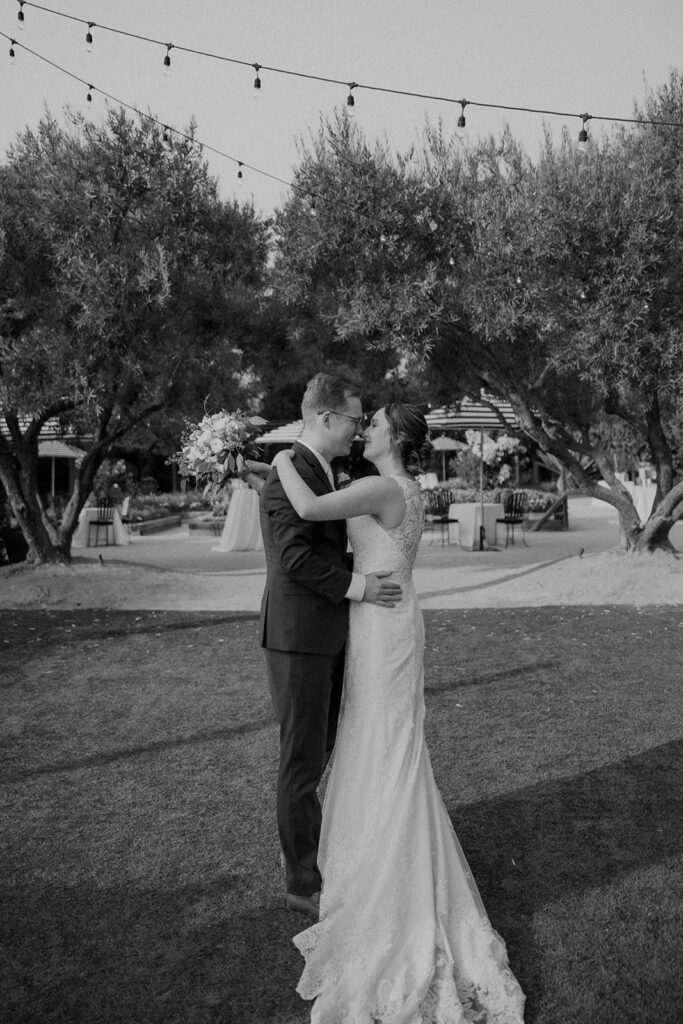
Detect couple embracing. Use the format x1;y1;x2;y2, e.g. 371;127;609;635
245;373;525;1024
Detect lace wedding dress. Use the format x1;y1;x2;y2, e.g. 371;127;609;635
293;475;525;1024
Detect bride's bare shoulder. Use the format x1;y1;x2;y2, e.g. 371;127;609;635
348;476;403;495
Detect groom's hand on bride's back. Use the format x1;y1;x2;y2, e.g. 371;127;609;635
363;571;402;607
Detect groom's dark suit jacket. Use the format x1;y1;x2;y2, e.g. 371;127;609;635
259;442;352;656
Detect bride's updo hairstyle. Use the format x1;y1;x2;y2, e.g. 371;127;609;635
385;404;433;476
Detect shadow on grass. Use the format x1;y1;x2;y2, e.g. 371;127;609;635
3;717;276;783
2;875;305;1024
425;658;560;692
6;739;673;1024
0;609;259;650
447;738;682;1015
418;556;572;600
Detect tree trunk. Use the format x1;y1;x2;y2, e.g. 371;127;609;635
500;388;681;556
626;480;683;554
0;456;69;565
1;402;162;565
0;421;100;565
630;515;679;554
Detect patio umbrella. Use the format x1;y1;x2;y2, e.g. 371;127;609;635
257;419;304;444
427;394;520;549
431;434;466;481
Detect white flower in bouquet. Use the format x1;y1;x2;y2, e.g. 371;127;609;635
170;410;267;498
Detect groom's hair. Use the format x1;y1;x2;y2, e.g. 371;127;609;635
301;373;360;423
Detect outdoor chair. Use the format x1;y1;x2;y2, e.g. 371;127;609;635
423;490;459;547
88;499;116;547
496;491;528;548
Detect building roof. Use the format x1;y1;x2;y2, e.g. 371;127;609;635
38;440;86;460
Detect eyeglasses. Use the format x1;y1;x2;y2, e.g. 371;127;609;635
325;410;364;431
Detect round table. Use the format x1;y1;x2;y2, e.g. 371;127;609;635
212;481;264;552
72;507;130;547
447;501;502;549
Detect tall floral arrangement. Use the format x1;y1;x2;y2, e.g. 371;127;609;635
463;431;526;485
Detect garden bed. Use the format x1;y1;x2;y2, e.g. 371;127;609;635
133;515;182;535
187;518;226;533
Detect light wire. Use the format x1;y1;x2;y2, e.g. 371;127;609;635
13;0;683;130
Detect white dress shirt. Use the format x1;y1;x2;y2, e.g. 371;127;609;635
297;440;366;602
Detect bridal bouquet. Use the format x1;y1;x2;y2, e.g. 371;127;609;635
170;410;267;498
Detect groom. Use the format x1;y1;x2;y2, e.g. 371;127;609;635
258;373;402;920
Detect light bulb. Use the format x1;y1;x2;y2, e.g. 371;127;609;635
163;44;173;77
346;82;357;117
17;2;25;30
86;25;94;52
253;64;262;101
237;163;244;182
455;99;468;142
87;85;93;103
9;42;16;64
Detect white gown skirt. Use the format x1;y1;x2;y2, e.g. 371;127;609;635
293;577;525;1024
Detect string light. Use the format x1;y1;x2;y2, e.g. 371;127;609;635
3;22;683;252
86;84;93;103
9;40;16;64
0;28;300;212
17;2;25;30
347;82;357;113
253;63;262;100
7;4;683;139
163;43;173;76
86;23;94;52
456;99;468;140
578;113;591;154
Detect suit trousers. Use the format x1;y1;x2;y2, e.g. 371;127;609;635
264;647;345;896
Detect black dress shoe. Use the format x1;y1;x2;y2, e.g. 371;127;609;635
286;891;320;921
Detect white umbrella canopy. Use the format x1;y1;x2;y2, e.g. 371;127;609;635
430;434;467;481
257;420;303;444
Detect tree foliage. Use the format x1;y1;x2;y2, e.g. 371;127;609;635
274;75;683;551
0;106;269;562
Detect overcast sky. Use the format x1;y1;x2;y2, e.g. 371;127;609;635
2;0;682;218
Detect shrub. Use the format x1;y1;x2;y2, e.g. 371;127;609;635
124;492;213;524
431;486;556;512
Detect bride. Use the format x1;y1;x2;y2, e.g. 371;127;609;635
269;403;525;1024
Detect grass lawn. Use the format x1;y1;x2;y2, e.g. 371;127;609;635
1;605;681;1024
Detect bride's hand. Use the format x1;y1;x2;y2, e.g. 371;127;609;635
241;459;272;478
272;449;295;470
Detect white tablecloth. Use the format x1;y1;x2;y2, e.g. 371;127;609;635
448;502;501;550
212;482;263;552
72;507;130;547
621;481;657;523
593;480;657;523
